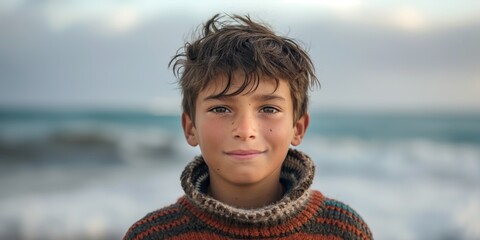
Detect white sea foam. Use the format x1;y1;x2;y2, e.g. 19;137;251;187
0;162;184;240
303;136;480;239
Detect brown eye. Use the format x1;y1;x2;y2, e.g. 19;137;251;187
260;107;279;114
210;106;230;113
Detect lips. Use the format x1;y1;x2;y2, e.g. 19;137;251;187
224;149;265;160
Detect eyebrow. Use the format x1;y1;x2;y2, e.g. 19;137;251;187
203;94;286;102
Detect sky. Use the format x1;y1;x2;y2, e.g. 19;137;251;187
0;0;479;113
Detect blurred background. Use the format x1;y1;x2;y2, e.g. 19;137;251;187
1;0;479;239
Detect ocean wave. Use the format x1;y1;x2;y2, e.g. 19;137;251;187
1;110;479;239
0;123;181;167
302;136;480;184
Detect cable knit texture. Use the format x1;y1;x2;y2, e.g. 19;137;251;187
124;149;373;239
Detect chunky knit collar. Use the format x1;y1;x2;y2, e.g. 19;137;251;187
180;148;316;226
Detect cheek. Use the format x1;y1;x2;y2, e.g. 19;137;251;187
197;118;226;146
262;118;294;142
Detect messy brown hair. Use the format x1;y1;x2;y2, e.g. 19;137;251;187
170;14;319;123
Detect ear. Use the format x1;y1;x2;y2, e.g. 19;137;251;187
291;113;309;146
181;112;198;146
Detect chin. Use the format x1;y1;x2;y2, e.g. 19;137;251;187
227;174;263;185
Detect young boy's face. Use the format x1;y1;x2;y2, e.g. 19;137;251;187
182;72;309;186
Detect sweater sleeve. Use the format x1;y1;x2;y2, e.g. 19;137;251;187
123;203;186;240
316;197;373;240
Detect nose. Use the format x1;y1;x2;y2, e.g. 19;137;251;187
232;112;257;141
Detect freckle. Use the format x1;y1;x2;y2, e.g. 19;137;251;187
231;122;234;125
269;129;273;132
217;168;220;171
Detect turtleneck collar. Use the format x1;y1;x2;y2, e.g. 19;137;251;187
180;148;316;226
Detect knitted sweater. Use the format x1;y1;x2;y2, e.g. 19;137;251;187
124;149;373;240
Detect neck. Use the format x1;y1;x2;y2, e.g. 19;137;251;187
208;170;284;209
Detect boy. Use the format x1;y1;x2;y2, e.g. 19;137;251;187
124;14;372;239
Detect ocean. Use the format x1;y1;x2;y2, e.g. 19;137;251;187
0;109;479;240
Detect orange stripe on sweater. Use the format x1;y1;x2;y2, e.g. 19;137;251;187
324;205;370;234
130;206;180;230
316;217;369;240
178;191;324;237
133;215;190;240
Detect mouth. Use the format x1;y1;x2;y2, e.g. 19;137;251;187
224;149;266;160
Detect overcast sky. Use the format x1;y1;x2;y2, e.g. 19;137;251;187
1;0;479;113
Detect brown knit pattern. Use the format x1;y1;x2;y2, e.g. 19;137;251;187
124;149;373;240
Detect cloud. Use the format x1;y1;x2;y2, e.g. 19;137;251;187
386;6;427;31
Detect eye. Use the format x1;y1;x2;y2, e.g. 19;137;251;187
210;106;231;113
260;106;279;114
